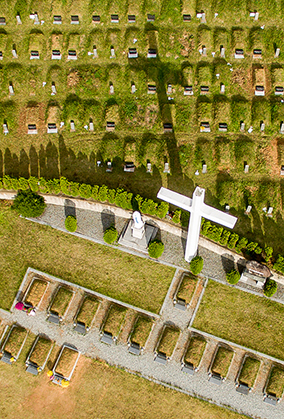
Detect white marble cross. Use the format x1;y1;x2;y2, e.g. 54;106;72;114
157;186;237;262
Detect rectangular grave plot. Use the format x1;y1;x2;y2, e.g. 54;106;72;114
28;336;53;369
266;366;284;399
54;346;79;379
157;326;180;358
3;326;27;359
49;287;73;318
24;277;48;307
76;296;99;329
211;346;234;379
103;305;127;338
184;336;207;369
238;356;260;389
130;315;153;349
176;272;198;305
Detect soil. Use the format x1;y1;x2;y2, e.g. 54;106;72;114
262;138;279;176
67;70;80;87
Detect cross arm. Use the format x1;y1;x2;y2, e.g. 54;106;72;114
157;187;192;212
201;204;237;228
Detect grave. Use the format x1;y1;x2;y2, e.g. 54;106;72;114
275;86;284;95
174;297;186;311
280;165;284;175
1;351;13;364
157;186;237;261
240;260;270;288
155;352;167;365
163;162;170;173
147;49;157;58
263;395;278;406
28;124;38;134
275;48;280;58
47;312;61;324
12;48;18;58
89;120;94;131
147;14;155;22
280;122;284;134
181;362;195;375
110;47;115;58
9;84;14;95
109;83;114;94
244;205;252;215
220;47;225;57
53;15;62;24
164;123;173;133
184;86;193;95
183;14;191;22
202;164;207;174
106;121;115;131
101;331;113;345
16;14;22;24
219;123;228;132
220;83;225;93
255;85;265;96
200;86;209;94
131;83;136;94
30;50;40;60
52;49;61;60
148;84;156;94
71;15;79;24
260;122;265;131
34;13;39;24
111;14;119;23
68;50;77;60
146;162;152;173
244;164;249;173
267;207;273;217
201;12;206;23
124;162;135;172
118;211;158;252
253;49;262;59
236;383;250;395
47;123;58;134
240;121;245;131
74;321;87;335
128;342;141;355
92;15;100;23
3;123;8;135
128;15;136;23
235;49;244;59
202;46;207;56
106;161;112;172
51;83;57;95
128;48;138;58
167;84;172;95
70;120;75;132
0;17;6;25
209;372;223;385
200;122;210;132
93;46;98;57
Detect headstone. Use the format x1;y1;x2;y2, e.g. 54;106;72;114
212;52;215;57
12;48;18;58
30;50;39;59
195;170;199;175
196;12;202;18
164;123;173;132
267;207;273;217
110;47;115;58
280;122;284;134
220;47;225;57
51;83;56;95
148;84;156;94
92;15;100;23
16;14;22;24
200;86;209;94
47;123;58;133
240;121;245;131
184;86;193;95
146;162;152;173
202;164;207;174
147;14;155;22
200;122;210;132
106;121;115;131
111;14;119;23
147;49;157;58
219;123;227;132
163;162;170;173
183;14;191;22
52;50;61;60
260;122;265;131
280;165;284;175
235;49;244;58
124;162;135;172
128;15;135;23
0;17;5;26
3;123;8;134
248;126;253;133
89;120;94;131
275;86;284;95
53;15;62;24
245;205;252;215
275;48;280;58
0;51;3;60
216;73;220;79
201;12;206;23
28;124;37;134
220;83;225;93
109;84;114;94
68;50;77;60
106;161;112;172
253;49;262;58
71;15;79;24
70;120;75;131
34;13;39;24
202;46;206;56
131;83;136;94
255;11;259;20
128;48;138;58
157;186;237;261
9;84;14;95
244;164;249;173
93;46;97;57
167;84;172;94
255;86;265;96
97;160;101;167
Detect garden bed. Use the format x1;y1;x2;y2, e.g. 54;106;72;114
25;277;48;307
50;286;73;317
157;326;180;358
3;326;27;357
238;356;260;388
176;273;198;305
211;346;234;378
130;315;153;348
184;336;206;368
103;305;127;338
55;346;79;379
266;366;284;398
76;295;99;328
29;336;53;367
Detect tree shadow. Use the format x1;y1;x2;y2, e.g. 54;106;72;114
221;254;235;273
101;208;115;232
64;199;76;218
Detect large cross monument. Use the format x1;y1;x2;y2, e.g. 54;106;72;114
157;186;238;262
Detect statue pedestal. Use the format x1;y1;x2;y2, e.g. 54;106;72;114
118;220;157;252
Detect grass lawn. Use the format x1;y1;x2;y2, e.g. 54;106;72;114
103;305;127;337
176;273;198;304
0;356;248;419
130;315;153;348
0;202;175;313
238;356;260;388
76;296;99;327
193;280;284;360
266;366;284;398
50;287;73;317
184;336;207;368
29;336;53;368
25;278;48;307
157;326;180;357
211;346;234;378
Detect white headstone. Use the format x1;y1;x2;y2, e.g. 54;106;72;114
16;14;22;24
202;46;207;56
220;47;225;58
70;120;75;131
34;13;39;24
202;164;207;174
12;49;18;58
260;122;265;131
157;187;237;261
248;126;253;133
240;122;245;131
132;211;145;239
93;47;97;57
9;84;14;95
244;164;249;173
280;122;284;134
89;121;94;131
201;12;206;23
51;83;56;95
131;84;136;94
267;207;273;217
3;123;8;135
163;162;170;173
167;84;172;94
110;47;115;58
245;205;252;215
275;48;280;58
255;11;259;20
220;83;225;93
146;162;152;173
110;84;114;94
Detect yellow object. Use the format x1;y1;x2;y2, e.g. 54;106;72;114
47;370;53;377
61;379;70;388
10;357;15;362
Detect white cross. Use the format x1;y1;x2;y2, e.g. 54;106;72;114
157;186;237;262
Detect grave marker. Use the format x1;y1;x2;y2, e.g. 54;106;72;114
275;86;284;95
240;121;245;131
51;50;61;60
8;84;14;95
128;48;138;58
53;15;62;24
70;120;75;132
220;47;225;57
280;122;284;134
89;120;94;131
16;14;22;24
128;15;135;23
267;207;273;217
146;162;152;173
110;47;115;58
163;162;170;173
255;85;265;96
12;48;18;58
244;164;249;173
106;161;112;172
109;83;114;94
3;123;8;135
71;15;79;24
220;83;225;93
111;14;119;23
245;205;252;215
68;50;77;60
202;164;207;174
47;123;58;134
280;165;284;175
131;83;136;94
92;15;100;23
275;48;280;58
147;49;157;58
28;124;37;134
184;86;193;95
51;83;56;95
260;122;265;131
93;46;97;57
30;50;39;59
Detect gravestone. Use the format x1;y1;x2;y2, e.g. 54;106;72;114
147;14;155;22
92;15;100;23
267;207;273;217
51;83;56;95
16;14;22;24
3;123;8;135
28;124;37;134
201;12;206;23
89;120;94;131
131;83;136;94
220;83;225;93
280;122;284;134
124;162;135;172
163;162;170;173
106;161;112;172
93;46;97;57
202;46;206;56
47;123;58;133
110;47;115;58
148;84;156;94
106;121;115;131
219;123;227;132
255;85;265;96
146;162;152;173
275;86;284;95
245;205;252;215
147;49;157;58
183;14;191;22
255;11;259;20
71;15;79;24
275;48;280;58
248;126;253;133
220;47;225;57
0;51;3;60
157;186;237;261
200;86;209;94
184;86;193;95
244;164;249;173
30;50;39;59
240;260;270;288
240;121;245;131
109;84;114;94
34;13;39;24
128;48;138;58
225;204;230;212
200;122;210;132
235;49;244;58
53;15;62;24
260;122;265;131
111;14;119;23
128;15;135;23
167;84;172;94
9;84;14;95
12;48;18;58
68;50;77;60
164;123;173;132
70;120;75;132
202;164;207;174
52;50;61;60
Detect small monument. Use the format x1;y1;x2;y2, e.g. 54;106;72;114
240;260;270;289
118;211;158;252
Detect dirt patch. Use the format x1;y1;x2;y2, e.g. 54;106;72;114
67;70;80;87
262;139;279;176
232;68;252;94
179;33;194;57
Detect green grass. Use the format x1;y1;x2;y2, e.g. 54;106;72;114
130;315;153;347
193;280;284;360
157;326;180;357
176;273;198;304
184;336;207;368
50;287;73;317
103;304;127;337
0;202;174;313
238;356;260;388
211;346;234;378
266;366;284;398
76;296;99;327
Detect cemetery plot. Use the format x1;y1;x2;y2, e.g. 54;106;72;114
265;365;284;399
210;345;234;379
51;344;80;387
26;335;54;375
23;276;48;308
129;315;153;349
1;325;28;363
47;286;73;323
156;325;180;358
74;295;99;334
174;272;198;308
102;304;127;340
183;335;207;369
237;356;260;390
